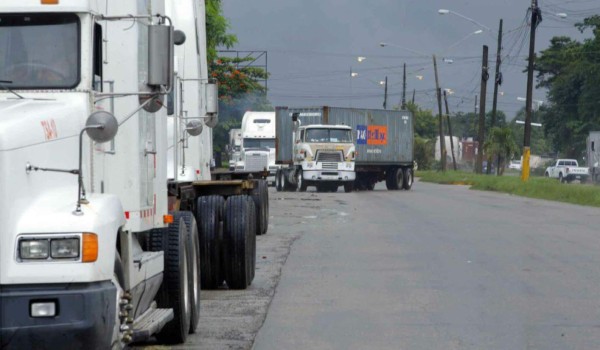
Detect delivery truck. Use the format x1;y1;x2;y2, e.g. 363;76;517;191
277;106;414;191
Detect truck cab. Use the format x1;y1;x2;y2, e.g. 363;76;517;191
237;111;276;178
290;124;356;192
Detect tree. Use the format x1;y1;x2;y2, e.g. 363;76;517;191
534;15;600;159
205;0;272;159
406;102;437;139
484;127;518;175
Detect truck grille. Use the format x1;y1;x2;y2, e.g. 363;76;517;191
322;162;338;170
245;153;269;171
316;151;343;163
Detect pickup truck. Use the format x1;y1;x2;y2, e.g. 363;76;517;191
545;159;589;183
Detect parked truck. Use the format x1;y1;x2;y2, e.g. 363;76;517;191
228;128;242;170
587;131;600;183
0;1;266;349
545;159;589;183
275;106;414;192
235;111;278;184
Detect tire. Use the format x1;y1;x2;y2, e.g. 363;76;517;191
402;168;414;190
297;169;307;192
177;212;201;334
251;180;269;235
344;181;354;193
223;195;256;289
283;171;296;191
196;195;224;289
154;215;191;344
559;173;564;183
545;172;549;177
386;168;402;190
275;169;283;192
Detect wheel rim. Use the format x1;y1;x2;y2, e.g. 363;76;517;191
191;231;199;317
297;171;303;191
407;170;413;186
182;238;190;318
396;169;403;189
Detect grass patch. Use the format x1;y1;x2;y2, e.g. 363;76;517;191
417;170;600;207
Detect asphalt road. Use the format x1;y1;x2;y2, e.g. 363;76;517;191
252;180;600;350
141;179;600;349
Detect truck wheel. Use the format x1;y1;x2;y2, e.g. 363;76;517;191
297;169;307;192
545;172;549;177
386;168;402;190
223;195;256;289
344;182;354;193
154;215;191;344
283;172;296;192
196;195;224;289
275;169;283;192
402;168;414;190
251;180;269;235
176;212;201;334
559;173;564;183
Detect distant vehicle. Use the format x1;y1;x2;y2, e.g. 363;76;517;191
545;159;589;183
237;112;278;182
277;106;414;192
508;160;522;170
587;131;600;183
228;128;242;171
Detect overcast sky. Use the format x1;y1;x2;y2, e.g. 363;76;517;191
221;1;597;118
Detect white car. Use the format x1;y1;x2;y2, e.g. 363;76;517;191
508;160;522;170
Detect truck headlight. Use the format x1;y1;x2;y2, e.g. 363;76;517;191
19;240;49;259
51;238;80;259
17;234;95;262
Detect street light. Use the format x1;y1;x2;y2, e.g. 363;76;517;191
442;29;483;54
379;42;428;57
438;9;493;33
515;120;542;127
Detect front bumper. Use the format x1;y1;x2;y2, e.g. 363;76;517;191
0;281;117;350
303;169;356;182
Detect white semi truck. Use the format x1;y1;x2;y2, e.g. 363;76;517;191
0;1;267;349
228;128;242;170
236;111;278;181
275;109;356;192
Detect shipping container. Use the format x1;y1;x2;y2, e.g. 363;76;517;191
276;106;414;191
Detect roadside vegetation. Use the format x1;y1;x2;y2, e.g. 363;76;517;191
417;170;600;208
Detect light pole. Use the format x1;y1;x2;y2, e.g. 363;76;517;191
379;77;388;109
441;29;483;54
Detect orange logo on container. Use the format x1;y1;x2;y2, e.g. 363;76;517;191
367;125;387;145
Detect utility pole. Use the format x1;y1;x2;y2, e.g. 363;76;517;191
433;54;446;171
522;0;541;181
476;45;489;174
383;75;388;110
402;63;407;109
443;90;457;170
488;19;503;175
412;89;416;105
491;19;503;129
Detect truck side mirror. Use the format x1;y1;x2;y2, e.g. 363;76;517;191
185;120;203;136
86;111;118;143
204;82;219;128
148;24;174;90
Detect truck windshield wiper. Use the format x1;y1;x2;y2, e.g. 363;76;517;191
0;79;24;99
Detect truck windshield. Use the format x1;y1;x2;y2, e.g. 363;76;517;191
306;128;352;143
0;13;80;89
244;138;275;149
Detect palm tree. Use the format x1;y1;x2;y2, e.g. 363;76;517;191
484;127;518;175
